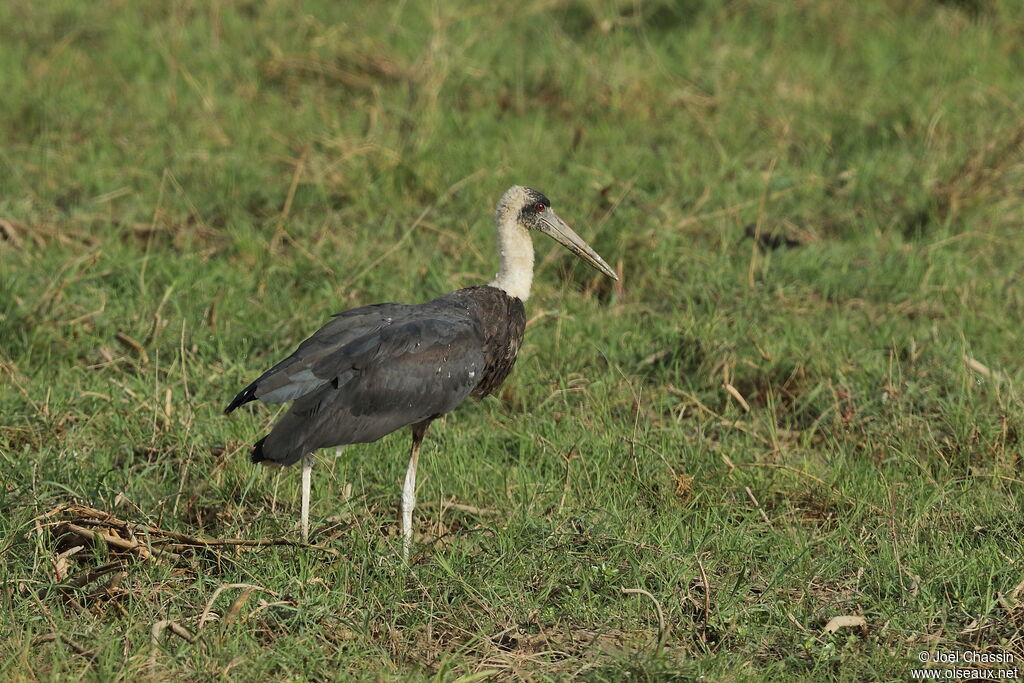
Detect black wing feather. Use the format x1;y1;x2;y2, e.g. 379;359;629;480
229;297;488;466
224;303;406;413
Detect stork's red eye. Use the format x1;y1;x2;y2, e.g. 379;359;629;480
535;203;545;212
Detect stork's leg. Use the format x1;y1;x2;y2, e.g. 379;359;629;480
401;421;430;562
300;454;313;542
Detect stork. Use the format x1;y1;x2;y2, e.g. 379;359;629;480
225;186;617;559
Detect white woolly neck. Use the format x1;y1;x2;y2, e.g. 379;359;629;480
489;212;534;301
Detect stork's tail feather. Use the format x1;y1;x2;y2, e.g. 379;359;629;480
251;435;269;464
250;434;307;467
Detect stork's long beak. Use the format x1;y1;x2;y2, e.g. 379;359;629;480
538;210;618;280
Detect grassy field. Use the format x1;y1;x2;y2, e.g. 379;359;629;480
2;0;1023;679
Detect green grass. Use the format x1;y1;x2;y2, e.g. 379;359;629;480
2;0;1023;679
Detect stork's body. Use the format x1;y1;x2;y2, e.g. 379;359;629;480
225;186;616;558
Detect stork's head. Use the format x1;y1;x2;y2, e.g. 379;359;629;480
496;186;618;280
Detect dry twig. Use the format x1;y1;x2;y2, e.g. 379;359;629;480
620;587;666;654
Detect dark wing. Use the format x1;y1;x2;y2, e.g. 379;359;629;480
224;303;405;414
257;315;486;465
230;302;487;466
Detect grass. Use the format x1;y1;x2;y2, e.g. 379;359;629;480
1;0;1023;679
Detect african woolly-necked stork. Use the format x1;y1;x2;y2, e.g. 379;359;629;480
225;186;617;558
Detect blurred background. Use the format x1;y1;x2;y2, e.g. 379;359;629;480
2;0;1023;679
